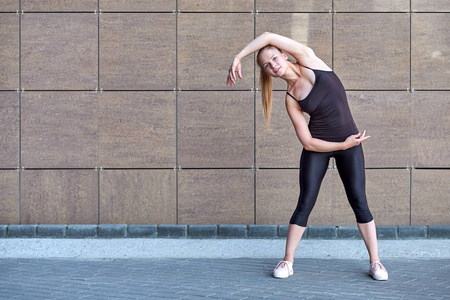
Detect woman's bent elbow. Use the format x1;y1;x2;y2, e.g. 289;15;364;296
302;142;313;151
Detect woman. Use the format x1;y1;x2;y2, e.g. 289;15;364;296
227;32;388;281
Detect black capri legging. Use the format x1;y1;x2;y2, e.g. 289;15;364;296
290;144;373;227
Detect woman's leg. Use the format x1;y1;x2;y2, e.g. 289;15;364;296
273;150;330;278
283;224;306;263
285;149;330;263
334;145;380;262
357;220;380;263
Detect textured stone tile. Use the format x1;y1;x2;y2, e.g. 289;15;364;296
99;92;176;168
332;169;410;226
347;91;411;168
179;0;253;11
22;0;97;11
256;169;333;225
334;13;410;90
67;225;97;238
256;13;332;90
178;169;254;224
0;1;18;11
412;13;450;89
412;0;450;12
21;92;98;168
188;225;217;239
21;13;98;90
158;224;187;238
0;14;19;90
178;91;254;168
178;13;254;90
100;0;176;11
0;92;19;168
100;13;175;90
0;171;19;224
256;91;304;168
256;0;332;12
411;92;450;167
100;170;176;224
412;170;450;225
334;0;409;12
21;170;98;224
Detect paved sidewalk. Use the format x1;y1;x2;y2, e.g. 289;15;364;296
0;257;449;300
0;239;449;299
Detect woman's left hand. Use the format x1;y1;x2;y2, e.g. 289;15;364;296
344;130;370;149
226;56;242;86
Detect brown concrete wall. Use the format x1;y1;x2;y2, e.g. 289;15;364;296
0;0;449;226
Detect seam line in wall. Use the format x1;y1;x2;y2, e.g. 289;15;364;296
18;0;22;225
175;0;179;225
253;0;257;225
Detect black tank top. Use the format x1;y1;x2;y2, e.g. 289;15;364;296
286;67;358;143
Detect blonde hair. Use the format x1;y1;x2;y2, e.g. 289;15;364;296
259;67;272;125
257;46;281;125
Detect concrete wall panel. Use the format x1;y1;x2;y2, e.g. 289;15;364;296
178;169;254;224
334;13;410;90
21;13;98;90
0;14;19;90
256;0;331;12
412;0;450;12
21;170;98;224
99;92;176;168
0;92;19;168
178;91;254;168
100;0;176;12
334;0;409;12
412;170;450;225
100;170;176;224
412;13;450;89
179;0;254;12
21;92;98;168
22;0;98;11
100;13;176;90
0;1;19;12
178;13;254;90
411;92;450;168
0;171;19;224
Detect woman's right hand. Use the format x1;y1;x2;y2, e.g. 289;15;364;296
226;56;242;86
344;130;370;149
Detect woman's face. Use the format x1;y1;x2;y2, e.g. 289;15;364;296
258;47;289;77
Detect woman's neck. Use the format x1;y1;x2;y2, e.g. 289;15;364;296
281;62;302;87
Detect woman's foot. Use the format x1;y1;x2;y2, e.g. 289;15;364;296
272;261;293;278
369;261;388;281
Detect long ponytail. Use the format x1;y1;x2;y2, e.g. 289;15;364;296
257;45;277;125
259;67;272;125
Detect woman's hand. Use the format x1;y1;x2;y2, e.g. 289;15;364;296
226;56;242;86
344;130;370;150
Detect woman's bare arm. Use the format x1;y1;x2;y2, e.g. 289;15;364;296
285;96;369;152
227;32;330;86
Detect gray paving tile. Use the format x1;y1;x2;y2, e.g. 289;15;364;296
0;257;448;300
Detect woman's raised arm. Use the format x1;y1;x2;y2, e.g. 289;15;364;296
227;32;330;86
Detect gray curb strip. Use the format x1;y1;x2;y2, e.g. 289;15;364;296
1;224;449;239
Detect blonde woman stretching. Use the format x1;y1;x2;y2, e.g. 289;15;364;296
227;32;388;281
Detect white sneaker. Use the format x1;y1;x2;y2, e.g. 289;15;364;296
272;261;293;278
369;261;388;281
